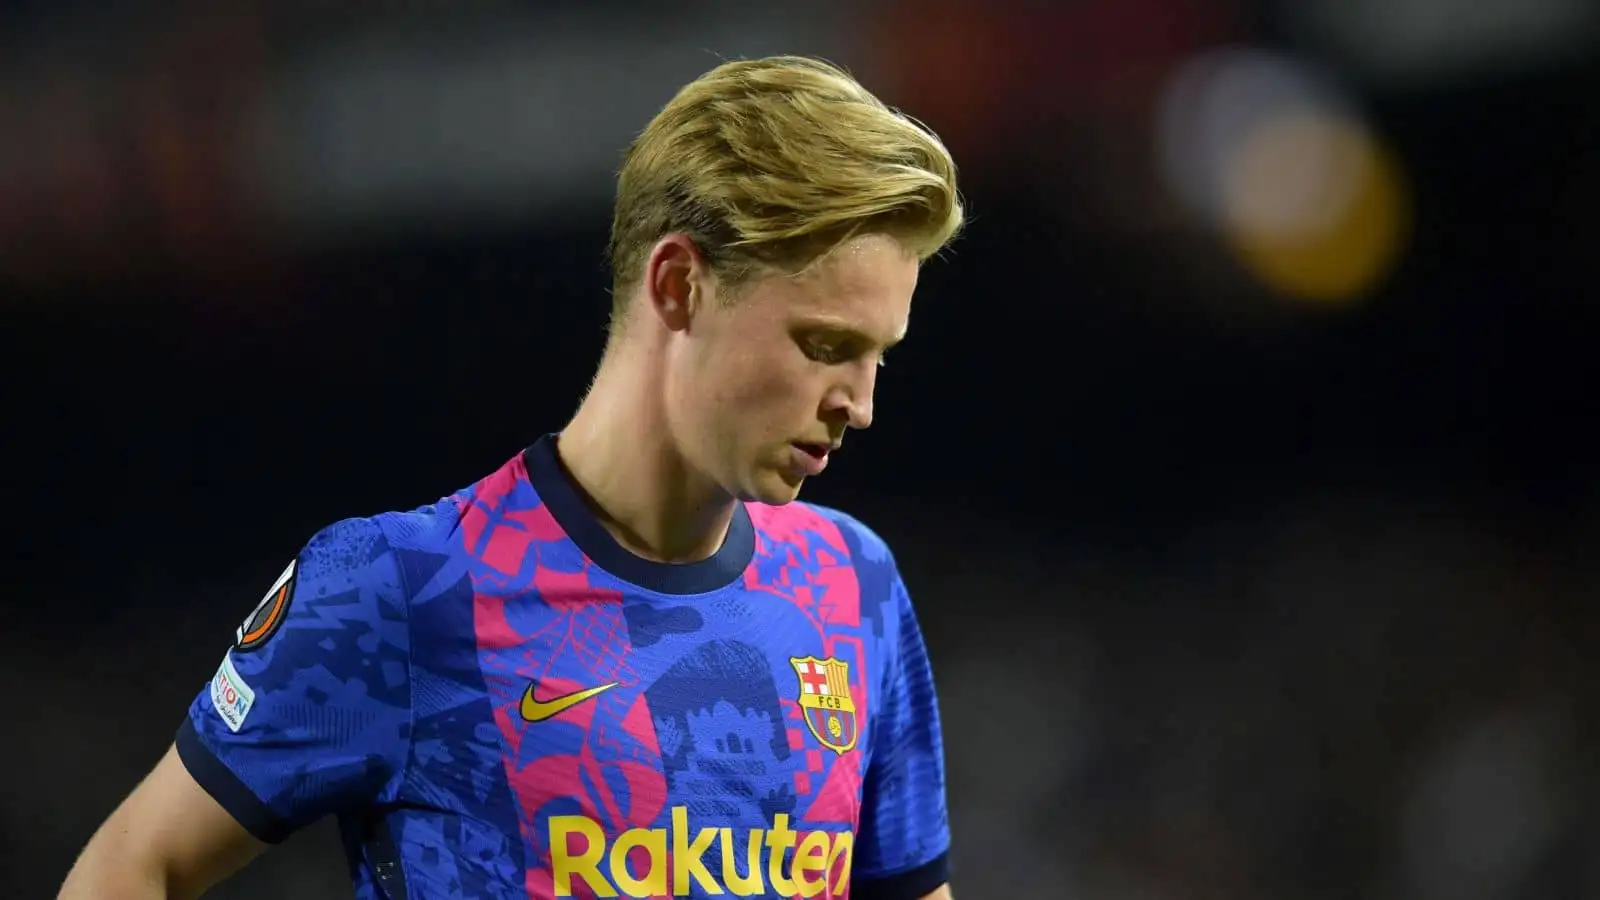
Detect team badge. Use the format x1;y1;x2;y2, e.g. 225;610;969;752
235;559;296;652
789;656;859;754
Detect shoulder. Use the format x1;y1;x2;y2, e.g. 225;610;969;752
747;500;899;571
750;501;910;629
290;495;464;608
802;502;898;570
296;515;393;573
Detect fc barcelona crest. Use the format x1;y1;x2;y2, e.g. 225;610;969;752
789;656;859;754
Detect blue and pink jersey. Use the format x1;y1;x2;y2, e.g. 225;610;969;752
178;435;950;899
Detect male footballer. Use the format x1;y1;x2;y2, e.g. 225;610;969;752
60;55;962;900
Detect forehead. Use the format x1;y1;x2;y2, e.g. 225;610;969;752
747;235;919;340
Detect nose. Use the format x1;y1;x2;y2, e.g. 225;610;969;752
846;393;873;430
827;364;876;430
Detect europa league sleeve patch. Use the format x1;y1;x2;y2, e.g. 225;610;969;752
235;559;297;652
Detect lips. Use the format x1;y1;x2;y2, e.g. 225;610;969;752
789;441;834;477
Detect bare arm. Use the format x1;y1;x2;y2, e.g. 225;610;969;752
920;887;953;900
59;744;267;900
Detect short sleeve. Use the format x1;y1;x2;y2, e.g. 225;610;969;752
852;573;951;900
175;516;413;844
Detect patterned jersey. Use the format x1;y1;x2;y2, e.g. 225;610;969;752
177;435;950;899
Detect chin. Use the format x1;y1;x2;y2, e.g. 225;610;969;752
742;470;805;506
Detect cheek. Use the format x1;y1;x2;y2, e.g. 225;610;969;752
716;353;815;427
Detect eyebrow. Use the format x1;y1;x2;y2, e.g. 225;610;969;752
796;315;906;349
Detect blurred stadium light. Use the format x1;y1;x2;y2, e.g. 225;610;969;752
1156;49;1409;304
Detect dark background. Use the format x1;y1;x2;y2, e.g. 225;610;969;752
5;1;1598;897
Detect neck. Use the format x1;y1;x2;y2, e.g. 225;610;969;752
557;346;736;564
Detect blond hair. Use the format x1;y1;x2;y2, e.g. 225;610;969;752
606;55;963;327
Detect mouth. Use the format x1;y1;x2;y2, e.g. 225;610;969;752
793;442;834;460
788;441;837;477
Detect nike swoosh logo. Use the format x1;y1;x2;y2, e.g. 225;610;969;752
519;681;618;722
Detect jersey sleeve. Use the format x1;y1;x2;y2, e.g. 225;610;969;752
852;570;952;900
175;516;413;844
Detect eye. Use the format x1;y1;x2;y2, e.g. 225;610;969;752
801;338;849;365
795;329;891;367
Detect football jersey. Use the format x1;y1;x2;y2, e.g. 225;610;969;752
177;435;950;900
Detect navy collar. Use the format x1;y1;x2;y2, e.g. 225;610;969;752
521;434;755;595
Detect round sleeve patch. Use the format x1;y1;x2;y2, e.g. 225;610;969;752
235;559;297;652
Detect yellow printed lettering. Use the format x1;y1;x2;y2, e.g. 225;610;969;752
671;806;720;896
609;827;666;897
719;827;765;895
793;830;830;898
827;831;854;895
764;814;798;896
549;815;616;897
549;807;854;898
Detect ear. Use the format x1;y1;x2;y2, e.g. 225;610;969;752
643;234;712;333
